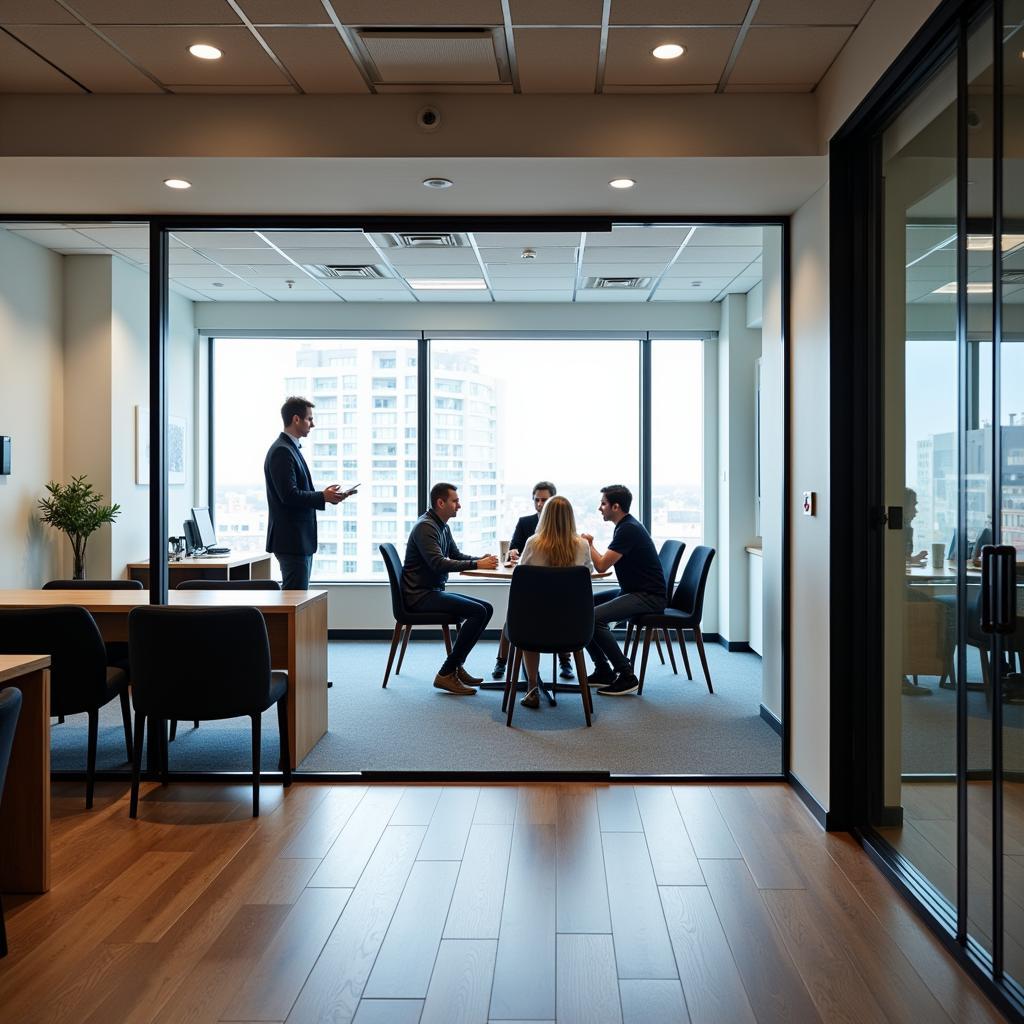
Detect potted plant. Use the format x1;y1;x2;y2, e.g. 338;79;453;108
38;475;121;580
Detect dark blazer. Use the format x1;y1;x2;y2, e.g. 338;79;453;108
510;512;539;554
264;432;325;556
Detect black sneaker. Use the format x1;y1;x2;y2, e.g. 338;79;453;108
587;664;617;688
598;672;640;697
558;657;575;680
492;657;507;680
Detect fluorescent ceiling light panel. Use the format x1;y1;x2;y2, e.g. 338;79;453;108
966;233;1024;252
408;278;487;290
933;281;993;293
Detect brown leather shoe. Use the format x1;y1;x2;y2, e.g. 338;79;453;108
456;666;483;685
520;686;540;709
434;671;477;695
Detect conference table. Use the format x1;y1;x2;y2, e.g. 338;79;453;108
0;589;328;770
126;552;273;588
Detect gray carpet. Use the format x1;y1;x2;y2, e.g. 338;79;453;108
50;639;780;775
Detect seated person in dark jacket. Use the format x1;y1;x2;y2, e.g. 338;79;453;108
403;482;498;695
582;484;666;697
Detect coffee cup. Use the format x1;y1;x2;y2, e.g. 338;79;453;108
499;540;510;564
931;542;945;569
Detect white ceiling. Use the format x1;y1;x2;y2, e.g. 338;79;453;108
0;220;766;303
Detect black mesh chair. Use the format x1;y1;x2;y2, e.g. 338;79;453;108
128;606;291;818
0;607;133;807
0;686;22;958
629;545;716;695
624;540;686;671
379;543;460;688
504;565;594;728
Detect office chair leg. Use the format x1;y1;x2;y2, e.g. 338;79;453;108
129;713;146;819
654;631;665;665
637;629;653;695
677;629;693;679
382;622;402;687
506;650;523;726
663;629;678;675
160;719;170;786
441;625;453;656
0;893;7;958
629;630;640;670
694;627;713;693
86;708;99;809
57;715;64;724
396;625;413;676
251;713;261;817
119;688;133;763
194;719;199;730
505;645;516;687
277;695;292;786
573;650;592;727
169;719;178;742
623;623;634;657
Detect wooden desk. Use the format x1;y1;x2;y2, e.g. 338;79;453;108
0;591;327;770
0;654;50;894
126;553;273;589
460;565;613;580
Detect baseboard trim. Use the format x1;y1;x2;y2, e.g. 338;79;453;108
786;770;833;830
759;703;783;736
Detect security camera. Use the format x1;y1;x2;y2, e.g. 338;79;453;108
417;106;441;132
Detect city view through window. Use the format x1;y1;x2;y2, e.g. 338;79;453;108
214;337;704;581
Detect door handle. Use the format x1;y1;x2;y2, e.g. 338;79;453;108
980;544;1017;634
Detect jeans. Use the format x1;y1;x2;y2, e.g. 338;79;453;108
587;589;665;674
277;553;313;591
413;590;494;669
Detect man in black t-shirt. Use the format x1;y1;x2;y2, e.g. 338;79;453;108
581;484;666;696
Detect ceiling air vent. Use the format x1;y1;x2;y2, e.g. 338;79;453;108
583;276;653;290
378;232;470;248
354;29;509;85
304;264;388;280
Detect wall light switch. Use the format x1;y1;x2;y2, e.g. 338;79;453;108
802;491;816;516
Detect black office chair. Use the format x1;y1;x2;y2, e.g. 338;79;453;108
0;686;22;958
379;543;461;688
629;545;716;695
128;606;291;818
504;565;594;728
0;606;133;807
624;540;686;671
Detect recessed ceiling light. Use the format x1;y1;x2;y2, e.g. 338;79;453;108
163;178;192;190
609;178;636;189
422;177;453;189
652;43;685;60
189;43;222;60
408;279;486;290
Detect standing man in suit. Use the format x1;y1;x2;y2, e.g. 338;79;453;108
265;396;352;590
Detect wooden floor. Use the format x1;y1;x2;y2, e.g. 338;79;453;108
0;781;1007;1024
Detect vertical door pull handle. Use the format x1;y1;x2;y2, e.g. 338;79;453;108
981;544;1017;634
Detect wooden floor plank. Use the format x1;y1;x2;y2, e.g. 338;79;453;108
420;939;497;1024
221;887;352;1021
659;886;755;1024
363;860;460;999
243;857;320;905
286;826;425;1024
279;786;367;859
473;786;519;825
556;933;623;1024
351;1001;424;1024
489;824;556;1021
556;786;612;933
699;858;822;1024
602;832;677;979
619;979;690;1024
389;786;443;826
596;785;642;832
671;786;741;859
418;788;480;860
443;824;513;939
515;785;557;825
634;786;703;886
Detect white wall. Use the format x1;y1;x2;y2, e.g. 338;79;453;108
0;229;64;586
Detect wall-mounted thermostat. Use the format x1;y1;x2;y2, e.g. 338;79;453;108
802;491;816;516
0;436;9;475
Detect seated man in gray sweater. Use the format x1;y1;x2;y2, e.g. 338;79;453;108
402;482;499;694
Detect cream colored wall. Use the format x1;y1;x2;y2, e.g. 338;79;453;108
0;229;64;586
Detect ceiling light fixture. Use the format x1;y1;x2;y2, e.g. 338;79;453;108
652;43;685;60
521;248;537;260
422;177;454;189
189;43;222;60
163;178;192;189
408;279;487;290
933;281;992;293
609;178;636;189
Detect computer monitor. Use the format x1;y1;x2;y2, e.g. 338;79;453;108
190;506;218;550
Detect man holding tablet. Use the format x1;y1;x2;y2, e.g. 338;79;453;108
264;395;355;590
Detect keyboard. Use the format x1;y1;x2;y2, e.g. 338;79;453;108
203;546;231;555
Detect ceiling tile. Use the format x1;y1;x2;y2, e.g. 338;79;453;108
277;247;382;265
492;291;569;301
609;0;749;25
102;26;288;86
576;290;648;301
76;226;151;247
728;25;852;86
603;83;716;93
333;290;415;301
237;0;332;23
9;228;98;247
0;1;78;24
0;30;83;91
515;28;599;92
255;277;327;290
651;289;721;301
753;0;873;25
374;82;513;93
606;227;695;246
510;0;603;24
329;1;502;26
168;83;296;92
725;81;812;92
197;290;274;300
174;231;270;248
665;261;752;279
259;27;369;92
384;250;481;267
14;26;163;92
486;264;577;279
586;245;681;261
69;0;240;24
474;231;583;246
320;278;407;290
262;230;370;247
269;290;342;300
480;247;577;264
675;245;762;262
690;225;763;246
605;27;736;85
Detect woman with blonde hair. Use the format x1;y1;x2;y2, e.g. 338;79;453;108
515;495;592;708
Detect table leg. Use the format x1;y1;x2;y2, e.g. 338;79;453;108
286;598;328;769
